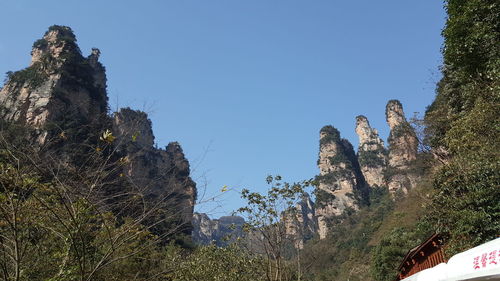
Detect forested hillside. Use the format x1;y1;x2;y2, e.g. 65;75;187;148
298;0;499;280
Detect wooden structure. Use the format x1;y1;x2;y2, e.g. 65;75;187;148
395;234;446;280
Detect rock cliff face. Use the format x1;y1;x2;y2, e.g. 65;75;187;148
0;26;197;239
385;100;419;193
113;108;197;235
315;126;368;239
192;213;245;246
0;26;107;144
355;115;387;188
311;101;421;239
283;193;317;248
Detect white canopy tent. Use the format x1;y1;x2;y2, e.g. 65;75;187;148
401;238;500;281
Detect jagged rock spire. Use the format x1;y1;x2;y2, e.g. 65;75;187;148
385;100;418;168
315;125;367;239
386;100;407;130
0;25;107;132
30;25;80;66
385;100;419;193
355;115;387;187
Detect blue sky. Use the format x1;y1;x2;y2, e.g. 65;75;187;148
0;0;445;217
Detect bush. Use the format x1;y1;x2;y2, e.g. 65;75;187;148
319;125;340;146
164;244;266;281
358;149;386;168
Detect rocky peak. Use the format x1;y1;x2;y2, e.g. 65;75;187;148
385;100;418;168
315;125;367;239
385;100;419;193
355;115;387;187
0;26;197;242
0;25;108;133
88;48;101;65
317;126;342;174
113;108;154;148
31;25;80;66
112;108;197;236
87;48;106;89
385;100;406;130
166;142;192;177
317;125;364;194
355;115;384;150
310;100;422;239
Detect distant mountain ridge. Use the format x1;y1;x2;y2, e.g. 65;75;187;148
192;213;245;246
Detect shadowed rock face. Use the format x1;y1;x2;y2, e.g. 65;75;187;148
355;115;387;188
385;100;419;193
0;25;197;240
112;108;197;236
315;125;368;239
283;193;317;248
113;108;154;148
192;213;245;246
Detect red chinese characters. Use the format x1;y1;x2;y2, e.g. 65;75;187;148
473;250;500;270
474;256;481;270
481;253;488;268
489;250;497;265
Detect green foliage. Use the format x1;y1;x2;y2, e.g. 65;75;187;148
238;175;311;227
328;153;352;168
237;175;313;281
422;0;500;259
319;125;340;146
422;156;500;257
46;25;77;43
301;187;395;281
385;100;402;119
3;71;13;84
315;170;350;186
164;244;265;281
0;119;195;280
383;152;434;184
33;38;48;49
313;189;336;208
358;149;386;168
443;98;499;156
370;227;425;281
425;0;499;148
388;122;415;142
0;5;496;279
7;62;48;88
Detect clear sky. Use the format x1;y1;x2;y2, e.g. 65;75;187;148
0;0;445;217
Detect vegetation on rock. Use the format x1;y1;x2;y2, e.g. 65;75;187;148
0;0;498;279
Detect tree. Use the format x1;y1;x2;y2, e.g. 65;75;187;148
422;0;500;257
236;175;313;281
0;120;195;281
163;243;265;281
370;227;424;281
